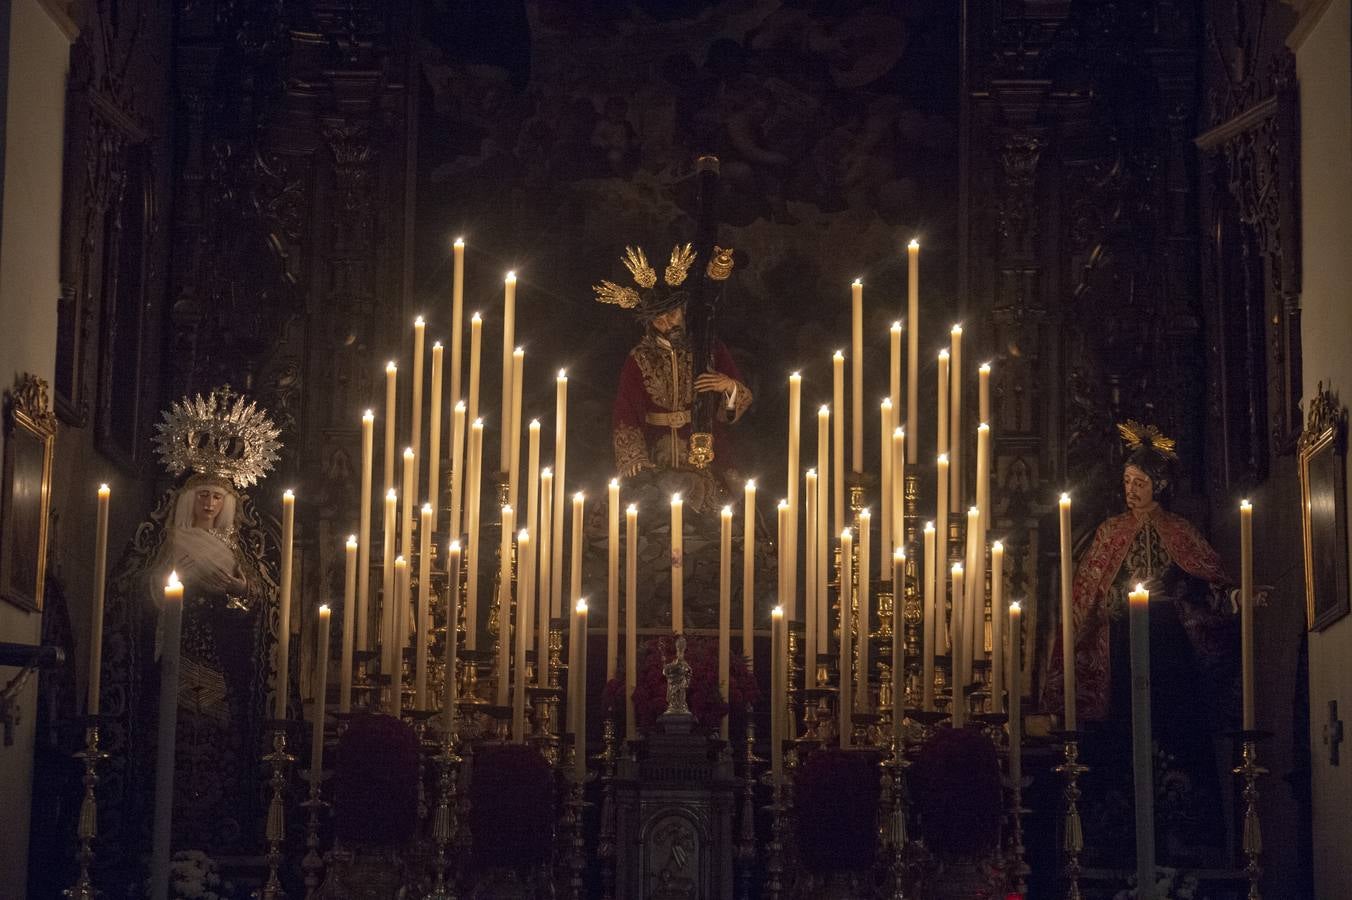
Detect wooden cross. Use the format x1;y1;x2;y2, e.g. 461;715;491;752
1324;700;1344;766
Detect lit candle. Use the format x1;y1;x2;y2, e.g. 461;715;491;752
949;325;963;508
1240;499;1254;730
889;321;902;436
771;605;785;785
384;362;397;496
777;501;789;641
450;238;465;407
1059;493;1076;731
150;572;185;900
468;313;483;429
526;420;542;588
607;478;621;679
990;540;1005;711
935;454;950;654
514;528;533;742
538;469;554;680
1009;601;1023;794
950;562;965;727
553;371;568;620
816;406;830;649
359;411;374;650
497;504;515;707
892;428;906;554
671;493;684;632
428;341;443;523
402;447;416;557
311;604;331;784
1128;583;1155;895
465;421;484;651
412;316;426;497
964;505;981;684
449;402;466;539
743;480;756;667
416;504;433;708
277;490;296;720
851;279;864;474
858;508;871;711
444;541;462;733
832;351;846;535
573;598;589;783
838;528;854;746
892;547;905;742
880;397;894;572
719;505;733;741
340;536;357;713
786;372;801;622
976;423;991;536
89;484;110;715
923;521;936;710
978;362;991;430
625;504;639;740
499;272;517;473
906;240;919;463
507;346;524;508
804;470;818;687
570;492;585;621
382;489;397;672
936;350;950;458
392;556;408;718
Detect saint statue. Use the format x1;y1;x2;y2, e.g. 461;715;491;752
1042;421;1240;862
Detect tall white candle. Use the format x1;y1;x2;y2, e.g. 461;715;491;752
538;469;553;676
396;555;410;716
465;421;484;651
839;529;854;746
450;238;465;407
990;540;1005;712
671;493;684;632
499;272;517;473
311;605;331;782
514;529;532;741
771;605;785;785
804;470;818;686
935;454;950;653
906;240;919;464
851;280;864;474
1009;601;1023;792
889;322;902;437
359;411;374;650
507;347;524;509
340;536;357;713
719;505;733;741
401;448;416;557
607;479;621;679
786;372;801;622
468;313;483;431
892;428;906;555
923;521;936;710
412;316;426;498
497;505;515;707
949;325;963;508
880;398;894;573
384;362;398;497
382;489;397;672
951;562;965;727
428;342;443;523
150;573;185;900
573;598;589;783
964;505;981;684
89;484;110;714
777;499;789;630
625;505;639;740
743;480;756;667
1059;493;1076;731
449;402;466;539
937;350;950;458
527;420;542;628
1240;499;1254;730
570;492;585;623
553;371;569;620
444;542;462;732
391;556;407;717
892;547;905;741
816;407;830;648
1128;583;1156;896
858;508;872;711
416;504;433;708
978;363;991;430
976;422;991;536
277;490;296;720
832;351;846;536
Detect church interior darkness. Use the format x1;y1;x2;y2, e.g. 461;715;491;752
0;0;1348;897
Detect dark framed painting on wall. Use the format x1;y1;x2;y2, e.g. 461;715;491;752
1299;384;1350;631
0;375;56;612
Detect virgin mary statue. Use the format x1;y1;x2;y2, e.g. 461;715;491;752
99;388;283;873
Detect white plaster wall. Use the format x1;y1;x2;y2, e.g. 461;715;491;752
1295;1;1352;896
0;0;69;895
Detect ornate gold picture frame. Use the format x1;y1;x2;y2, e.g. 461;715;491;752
1299;384;1349;631
0;375;56;612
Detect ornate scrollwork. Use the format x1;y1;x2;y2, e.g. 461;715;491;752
11;375;57;434
1300;383;1347;452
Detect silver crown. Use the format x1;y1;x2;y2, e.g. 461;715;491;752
153;386;282;489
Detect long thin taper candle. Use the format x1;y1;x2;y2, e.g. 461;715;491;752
978;363;991;432
786;372;801;621
892;428;906;554
496;504;515;706
444;542;462;732
935;455;950;651
858;508;871;711
838;528;854;746
391;556;408;717
514;529;532;741
990;540;1005;712
572;598;589;782
1240;499;1254;729
976;420;991;536
570;492;584;623
311;605;330;783
850;280;864;474
949;325;963;508
950;562;965;727
450;402;466;538
936;350;949;458
464;421;484;650
538;469;554;677
468;313;483;432
771;605;785;785
1009;601;1023;793
892;548;905;743
150;573;184;900
428;342;443;523
923;521;936;710
553;371;568;620
742;480;756;668
671;493;684;632
401;448;416;557
384;362;397;496
963;506;981;685
625;505;639;740
359;411;374;649
719;505;733;741
832;351;846;535
382;489;397;672
450;238;465;407
507;347;524;508
607;479;621;679
526;422;542;660
804;470;818;686
816;408;830;649
340;536;357;713
277;490;296;720
889;322;902;440
1059;492;1076;730
499;272;517;472
416;504;433;708
1128;583;1155;897
880;398;893;573
412;317;425;499
776;500;789;637
906;240;919;463
89;484;110;714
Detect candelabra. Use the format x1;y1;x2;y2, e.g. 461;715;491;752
1053;731;1087;900
300;770;327;900
65;719;107;900
1234;731;1269;900
425;729;462;900
735;705;761;900
258;723;295;900
596;717;619;900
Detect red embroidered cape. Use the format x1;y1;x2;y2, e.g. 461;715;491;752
1042;506;1231;721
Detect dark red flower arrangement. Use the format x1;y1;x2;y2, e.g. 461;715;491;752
793;749;882;873
911;727;1003;856
333;713;420;846
606;634;759;732
468;743;555;870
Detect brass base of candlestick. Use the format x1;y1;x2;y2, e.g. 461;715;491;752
65;722;108;900
1053;731;1087;900
1233;731;1270;900
257;724;295;900
425;729;462;900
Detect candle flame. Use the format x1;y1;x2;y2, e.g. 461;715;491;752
574;491;585;502
514;346;523;355
722;505;733;516
951;324;963;335
530;418;540;428
576;598;588;614
450;540;462;551
422;503;432;513
364;409;374;420
415;315;425;327
99;483;110;494
1010;601;1021;613
404;447;414;458
908;238;919;249
626;503;637;514
992;540;1003;552
939;349;949;360
518;528;529;541
395;555;406;566
894;426;904;437
772;605;784;618
852;278;862;286
938;453;949;464
746;479;756;490
455;400;465;411
833;349;844;359
969;506;980;516
319;604;331;615
790;371;800;380
952;562;963;574
778;499;788;509
472;418;484;427
1135;582;1146;593
558;369;567;379
924;521;935;532
1240;498;1252;509
806;468;817;476
453;236;464;247
978;422;990;432
819;404;830;415
841;528;852;540
347;535;358;547
860;507;871;518
609;478;619;488
502;504;513;514
387;488;398;500
472;311;482;322
506;270;517;282
1060;492;1071;504
881;396;892;407
980;362;992;372
895;547;906;560
166;571;182;590
433;340;442;349
387;361;397;372
541;467;552;477
671;493;682;504
892;320;902;331
284;489;295;500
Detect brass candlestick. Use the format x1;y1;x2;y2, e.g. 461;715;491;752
565;762;587;900
65;720;107;900
883;746;909;900
1234;731;1269;900
1053;731;1087;900
1006;769;1029;898
258;724;295;900
764;779;786;900
597;717;619;900
300;774;326;900
736;705;761;900
425;729;462;900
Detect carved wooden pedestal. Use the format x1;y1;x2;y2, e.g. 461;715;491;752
615;712;738;900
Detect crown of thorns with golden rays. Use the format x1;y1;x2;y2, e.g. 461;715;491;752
1117;419;1177;458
